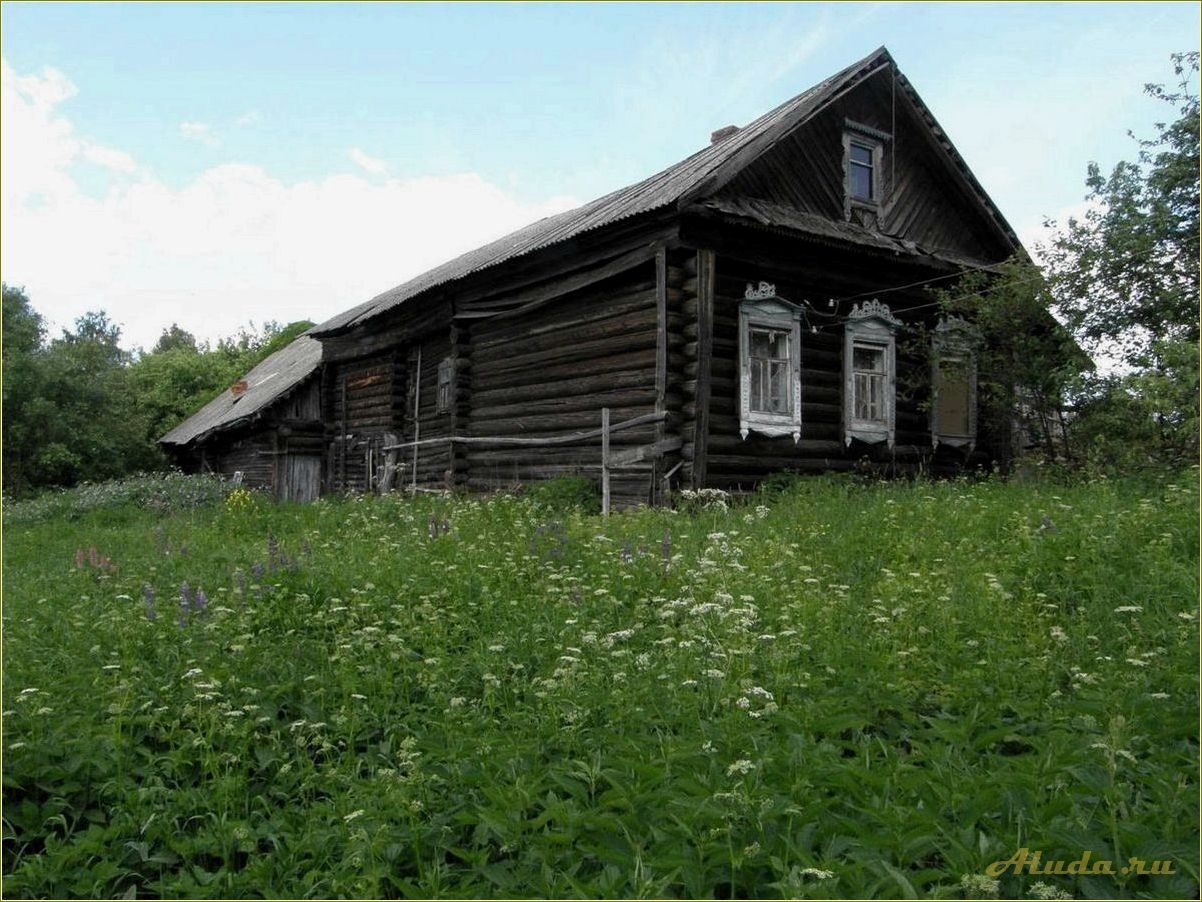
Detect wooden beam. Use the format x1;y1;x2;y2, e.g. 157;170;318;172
692;248;715;489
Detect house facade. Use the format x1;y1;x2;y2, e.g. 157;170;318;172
165;47;1029;506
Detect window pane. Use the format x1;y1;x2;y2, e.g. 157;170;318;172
853;345;883;372
851;143;873;165
750;328;788;360
850;163;873;200
768;360;790;414
748;326;793;415
750;359;764;411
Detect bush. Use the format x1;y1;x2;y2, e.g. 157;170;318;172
523;475;600;514
2;471;235;524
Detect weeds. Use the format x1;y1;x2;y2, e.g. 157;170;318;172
2;470;1198;898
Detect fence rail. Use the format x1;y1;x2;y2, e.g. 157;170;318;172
375;409;671;514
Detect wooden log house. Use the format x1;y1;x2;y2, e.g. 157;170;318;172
160;336;325;502
166;47;1040;506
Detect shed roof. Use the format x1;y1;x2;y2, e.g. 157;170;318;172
159;335;323;448
311;45;1019;337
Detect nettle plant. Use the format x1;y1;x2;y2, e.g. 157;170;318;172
2;472;1198;898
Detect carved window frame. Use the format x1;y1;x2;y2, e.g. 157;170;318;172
738;282;803;442
930;317;978;451
843;300;900;448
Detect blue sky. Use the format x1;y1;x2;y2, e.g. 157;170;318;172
2;2;1198;349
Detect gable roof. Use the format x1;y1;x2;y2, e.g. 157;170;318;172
159;335;323;448
311;46;1021;338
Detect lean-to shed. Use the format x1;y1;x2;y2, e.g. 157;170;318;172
160;336;325;502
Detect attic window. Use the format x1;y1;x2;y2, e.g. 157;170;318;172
738;282;803;442
843;300;901;447
842;124;888;219
849;142;874;201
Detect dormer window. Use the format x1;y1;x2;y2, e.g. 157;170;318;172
738;281;803;442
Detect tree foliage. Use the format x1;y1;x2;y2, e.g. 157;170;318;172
929;53;1199;469
1;282;313;497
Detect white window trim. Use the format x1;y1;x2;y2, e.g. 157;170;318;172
843;299;900;448
738;281;803;442
930;317;978;451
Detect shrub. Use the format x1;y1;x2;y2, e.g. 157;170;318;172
524;475;600;514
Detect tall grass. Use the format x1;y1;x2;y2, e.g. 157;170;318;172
3;470;1197;898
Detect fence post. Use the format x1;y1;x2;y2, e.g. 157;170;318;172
601;407;610;517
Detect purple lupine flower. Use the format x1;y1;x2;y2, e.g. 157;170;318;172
88;546;99;567
178;582;191;627
74;548;85;568
178;543;189;557
267;534;279;572
143;583;157;621
250;562;265;600
662;531;672;572
192;588;208;615
620;540;633;564
233;567;246;603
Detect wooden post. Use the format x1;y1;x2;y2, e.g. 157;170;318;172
411;344;422;491
692;249;715;489
601;407;611;517
339;375;347;493
652;246;668;505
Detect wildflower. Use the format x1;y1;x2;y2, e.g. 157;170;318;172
800;868;835;880
1114;605;1143;614
343;810;365;823
178;582;191;626
959;874;1000;898
704;669;725;679
726;758;756;776
736;696;751;709
1049;625;1067;642
193;588;208;615
1027;882;1072;900
143;583;157;621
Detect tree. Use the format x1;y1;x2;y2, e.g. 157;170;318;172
923;258;1088;467
3;285;48;495
152;323;199;354
1042;52;1200;462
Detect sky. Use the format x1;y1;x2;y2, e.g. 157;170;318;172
2;1;1198;351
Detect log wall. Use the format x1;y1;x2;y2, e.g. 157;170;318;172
463;265;669;507
684;250;987;491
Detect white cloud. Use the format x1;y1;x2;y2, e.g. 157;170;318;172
0;58;579;351
349;147;387;175
234;110;261;127
179;120;217;146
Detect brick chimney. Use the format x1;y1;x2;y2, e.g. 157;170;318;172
710;125;740;144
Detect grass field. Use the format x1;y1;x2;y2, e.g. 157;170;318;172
2;470;1198;899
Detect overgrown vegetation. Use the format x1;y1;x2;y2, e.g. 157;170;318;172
3;472;1197;898
0;284;312;497
930;52;1200;470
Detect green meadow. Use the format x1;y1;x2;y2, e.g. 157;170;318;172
2;471;1198;899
